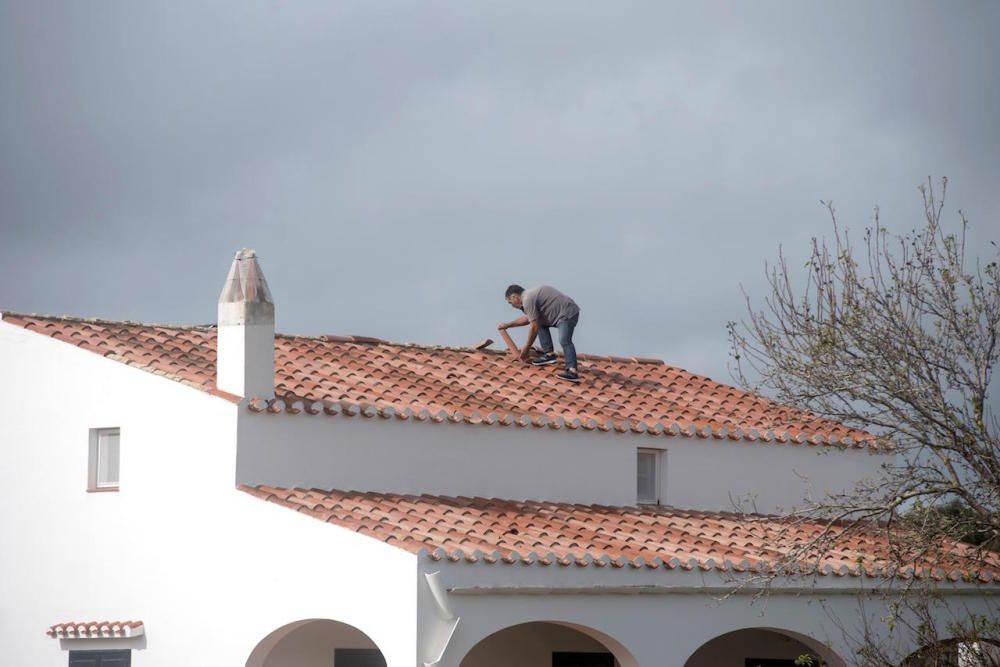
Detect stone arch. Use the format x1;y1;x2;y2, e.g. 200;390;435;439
459;620;640;667
246;618;387;667
684;626;847;667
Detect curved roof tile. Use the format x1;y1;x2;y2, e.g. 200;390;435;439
240;485;999;582
3;312;874;446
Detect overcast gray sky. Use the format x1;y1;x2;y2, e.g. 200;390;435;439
2;1;998;383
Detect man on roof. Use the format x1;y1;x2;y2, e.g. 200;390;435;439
499;284;581;383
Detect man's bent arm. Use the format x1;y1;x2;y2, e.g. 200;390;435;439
499;315;530;329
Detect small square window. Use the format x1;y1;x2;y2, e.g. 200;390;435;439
89;428;120;491
637;448;662;505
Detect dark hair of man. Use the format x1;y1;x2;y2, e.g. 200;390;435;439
505;284;524;298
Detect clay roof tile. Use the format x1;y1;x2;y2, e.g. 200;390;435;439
3;312;875;446
237;484;1000;580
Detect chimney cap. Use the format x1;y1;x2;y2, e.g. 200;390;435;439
219;248;274;305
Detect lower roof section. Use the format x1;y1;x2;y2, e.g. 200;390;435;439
238;485;998;582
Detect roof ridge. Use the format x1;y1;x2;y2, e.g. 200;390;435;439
276;330;674;365
1;310;214;332
276;330;507;355
4;310;672;364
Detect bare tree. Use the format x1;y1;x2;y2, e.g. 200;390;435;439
728;178;1000;664
819;588;1000;667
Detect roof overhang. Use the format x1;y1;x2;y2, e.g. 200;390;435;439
47;621;145;639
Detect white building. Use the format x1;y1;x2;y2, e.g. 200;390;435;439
1;250;996;667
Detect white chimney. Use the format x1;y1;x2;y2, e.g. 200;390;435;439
216;248;275;399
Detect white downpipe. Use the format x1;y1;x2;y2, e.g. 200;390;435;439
423;571;460;667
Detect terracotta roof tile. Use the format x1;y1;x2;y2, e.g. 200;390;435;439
240;485;1000;581
47;620;144;639
2;312;873;445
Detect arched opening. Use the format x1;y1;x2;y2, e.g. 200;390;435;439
901;637;1000;667
246;618;387;667
460;620;638;667
684;627;845;667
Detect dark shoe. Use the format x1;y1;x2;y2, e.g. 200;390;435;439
531;353;558;366
556;369;580;383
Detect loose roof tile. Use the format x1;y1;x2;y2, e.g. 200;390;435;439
240;485;999;582
2;312;874;445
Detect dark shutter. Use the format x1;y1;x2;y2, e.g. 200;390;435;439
68;650;131;667
334;648;387;667
552;652;615;667
67;654;99;667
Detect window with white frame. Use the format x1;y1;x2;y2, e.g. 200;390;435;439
636;448;662;505
89;428;120;491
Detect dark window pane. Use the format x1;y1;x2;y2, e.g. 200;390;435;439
553;651;615;667
334;648;387;667
745;660;801;667
67;655;99;667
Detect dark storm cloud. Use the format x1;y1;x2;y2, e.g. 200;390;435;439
2;0;998;384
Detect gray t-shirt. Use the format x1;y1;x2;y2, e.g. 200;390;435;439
522;285;580;327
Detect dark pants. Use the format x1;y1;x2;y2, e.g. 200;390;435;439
537;313;579;371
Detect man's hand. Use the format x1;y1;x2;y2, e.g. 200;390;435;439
500;315;530;330
519;347;531;362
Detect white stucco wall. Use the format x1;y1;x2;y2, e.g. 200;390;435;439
0;320;418;667
236;409;880;512
661;436;880;513
420;558;1000;667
